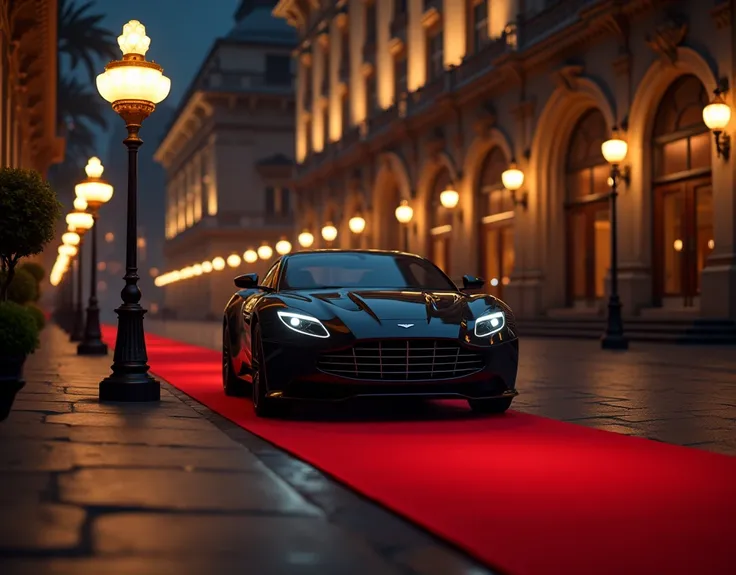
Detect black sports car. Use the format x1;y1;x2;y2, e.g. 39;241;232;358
222;250;519;417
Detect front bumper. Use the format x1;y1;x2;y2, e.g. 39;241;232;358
261;337;519;402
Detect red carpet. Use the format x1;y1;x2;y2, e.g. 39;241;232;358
101;325;736;575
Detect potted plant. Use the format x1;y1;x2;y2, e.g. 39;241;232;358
0;301;39;420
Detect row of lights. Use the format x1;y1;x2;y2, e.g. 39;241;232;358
155;239;293;286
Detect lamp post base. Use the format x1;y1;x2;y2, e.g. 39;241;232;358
78;340;108;356
77;306;108;355
601;295;628;350
99;304;160;402
601;333;629;350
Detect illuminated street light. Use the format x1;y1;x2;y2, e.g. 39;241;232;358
243;249;258;264
439;185;459;209
349;214;366;234
257;243;273;260
227;253;242;268
65;213;92;343
394;200;413;224
201;260;213;273
298;229;314;248
59;244;77;257
74;197;87;211
501;162;528;209
192;264;203;275
66;210;94;232
62;231;80;247
96;19;171;402
321;222;338;243
703;89;731;160
275;237;292;255
75;157;114;357
212;257;226;271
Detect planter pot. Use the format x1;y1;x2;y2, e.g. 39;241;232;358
0;355;26;422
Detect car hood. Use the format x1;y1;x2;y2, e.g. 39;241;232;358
276;289;473;325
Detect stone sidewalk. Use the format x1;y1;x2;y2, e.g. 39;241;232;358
0;325;497;575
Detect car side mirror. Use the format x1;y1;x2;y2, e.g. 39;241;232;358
461;274;485;291
234;273;259;289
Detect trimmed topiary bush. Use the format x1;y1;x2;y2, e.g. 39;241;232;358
18;262;45;284
0;301;39;357
24;304;46;331
1;268;39;305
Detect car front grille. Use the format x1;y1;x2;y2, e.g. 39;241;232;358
316;339;485;381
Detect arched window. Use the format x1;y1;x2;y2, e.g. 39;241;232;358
651;74;712;306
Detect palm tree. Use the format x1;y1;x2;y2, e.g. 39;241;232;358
58;0;118;83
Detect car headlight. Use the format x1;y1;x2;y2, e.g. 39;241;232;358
474;311;505;338
277;311;330;338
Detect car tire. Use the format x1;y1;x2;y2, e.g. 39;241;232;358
252;324;285;418
468;397;513;414
222;323;247;397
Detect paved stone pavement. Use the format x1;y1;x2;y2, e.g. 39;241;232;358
0;325;497;575
143;320;736;456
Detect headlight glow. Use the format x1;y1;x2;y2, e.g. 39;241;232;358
474;311;505;338
277;311;330;338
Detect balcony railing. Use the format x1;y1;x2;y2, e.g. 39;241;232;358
203;71;294;93
369;105;399;133
517;0;596;50
456;37;508;85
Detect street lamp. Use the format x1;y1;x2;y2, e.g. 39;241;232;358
66;208;94;340
75;157;114;356
298;229;314;248
600;127;629;350
257;243;273;260
321;222;338;244
96;20;171;401
275;238;292;255
348;213;366;234
243;249;258;263
501;162;528;209
439;185;459;209
61;230;81;336
227;253;241;268
212;257;226;271
394;199;413;251
702;88;731;160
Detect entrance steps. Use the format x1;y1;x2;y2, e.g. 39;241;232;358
515;313;736;344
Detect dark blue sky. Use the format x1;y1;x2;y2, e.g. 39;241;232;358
91;0;240;152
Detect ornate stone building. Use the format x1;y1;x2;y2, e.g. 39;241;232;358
273;0;736;325
0;0;63;175
155;0;296;320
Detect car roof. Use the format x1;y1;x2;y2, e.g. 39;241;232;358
283;249;423;259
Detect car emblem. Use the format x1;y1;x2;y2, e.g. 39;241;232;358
398;323;414;329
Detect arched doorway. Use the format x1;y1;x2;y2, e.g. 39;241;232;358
428;167;452;274
651;75;712;308
372;172;402;250
477;147;514;299
565;109;611;307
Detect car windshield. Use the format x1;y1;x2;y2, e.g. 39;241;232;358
280;252;457;291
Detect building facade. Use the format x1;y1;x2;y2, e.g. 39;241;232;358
155;0;297;320
274;0;736;321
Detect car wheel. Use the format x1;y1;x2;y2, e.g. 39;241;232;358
252;324;285;418
222;323;247;397
468;397;513;414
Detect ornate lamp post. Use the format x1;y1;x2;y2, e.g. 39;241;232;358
321;222;338;246
395;199;414;251
297;229;314;249
66;204;94;339
62;228;81;338
600;128;630;350
95;20;171;401
75;157;114;355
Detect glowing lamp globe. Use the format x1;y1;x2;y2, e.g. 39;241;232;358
96;20;171;116
703;93;731;131
276;238;292;255
257;244;273;260
601;131;628;165
201;261;213;273
66;211;94;232
227;254;242;268
212;257;226;271
321;222;338;242
349;215;366;234
298;230;314;248
192;264;203;276
73;196;88;211
75;157;114;208
395;200;413;224
62;231;80;247
439;187;459;209
501;164;525;191
59;244;77;257
243;249;258;263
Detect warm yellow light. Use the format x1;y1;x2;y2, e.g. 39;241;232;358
243;249;258;264
673;239;683;252
73;196;87;211
708;239;715;250
179;266;194;279
50;273;62;287
703;94;731;131
321;222;338;242
137;237;146;248
276;238;292;255
212;257;226;271
349;215;366;234
66;211;94;231
192;264;203;276
62;232;80;246
85;157;104;178
227;254;242;268
96;20;171;105
201;261;213;273
76;180;114;206
501;163;525;191
439;187;459;209
601;130;628;164
154;276;164;287
298;230;314;248
59;244;77;257
149;267;159;277
395;200;413;224
97;262;106;271
257;244;274;260
105;232;114;242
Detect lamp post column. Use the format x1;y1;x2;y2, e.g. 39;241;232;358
601;166;628;350
78;212;107;355
71;243;85;341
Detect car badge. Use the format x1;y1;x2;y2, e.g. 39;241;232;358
398;323;414;329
